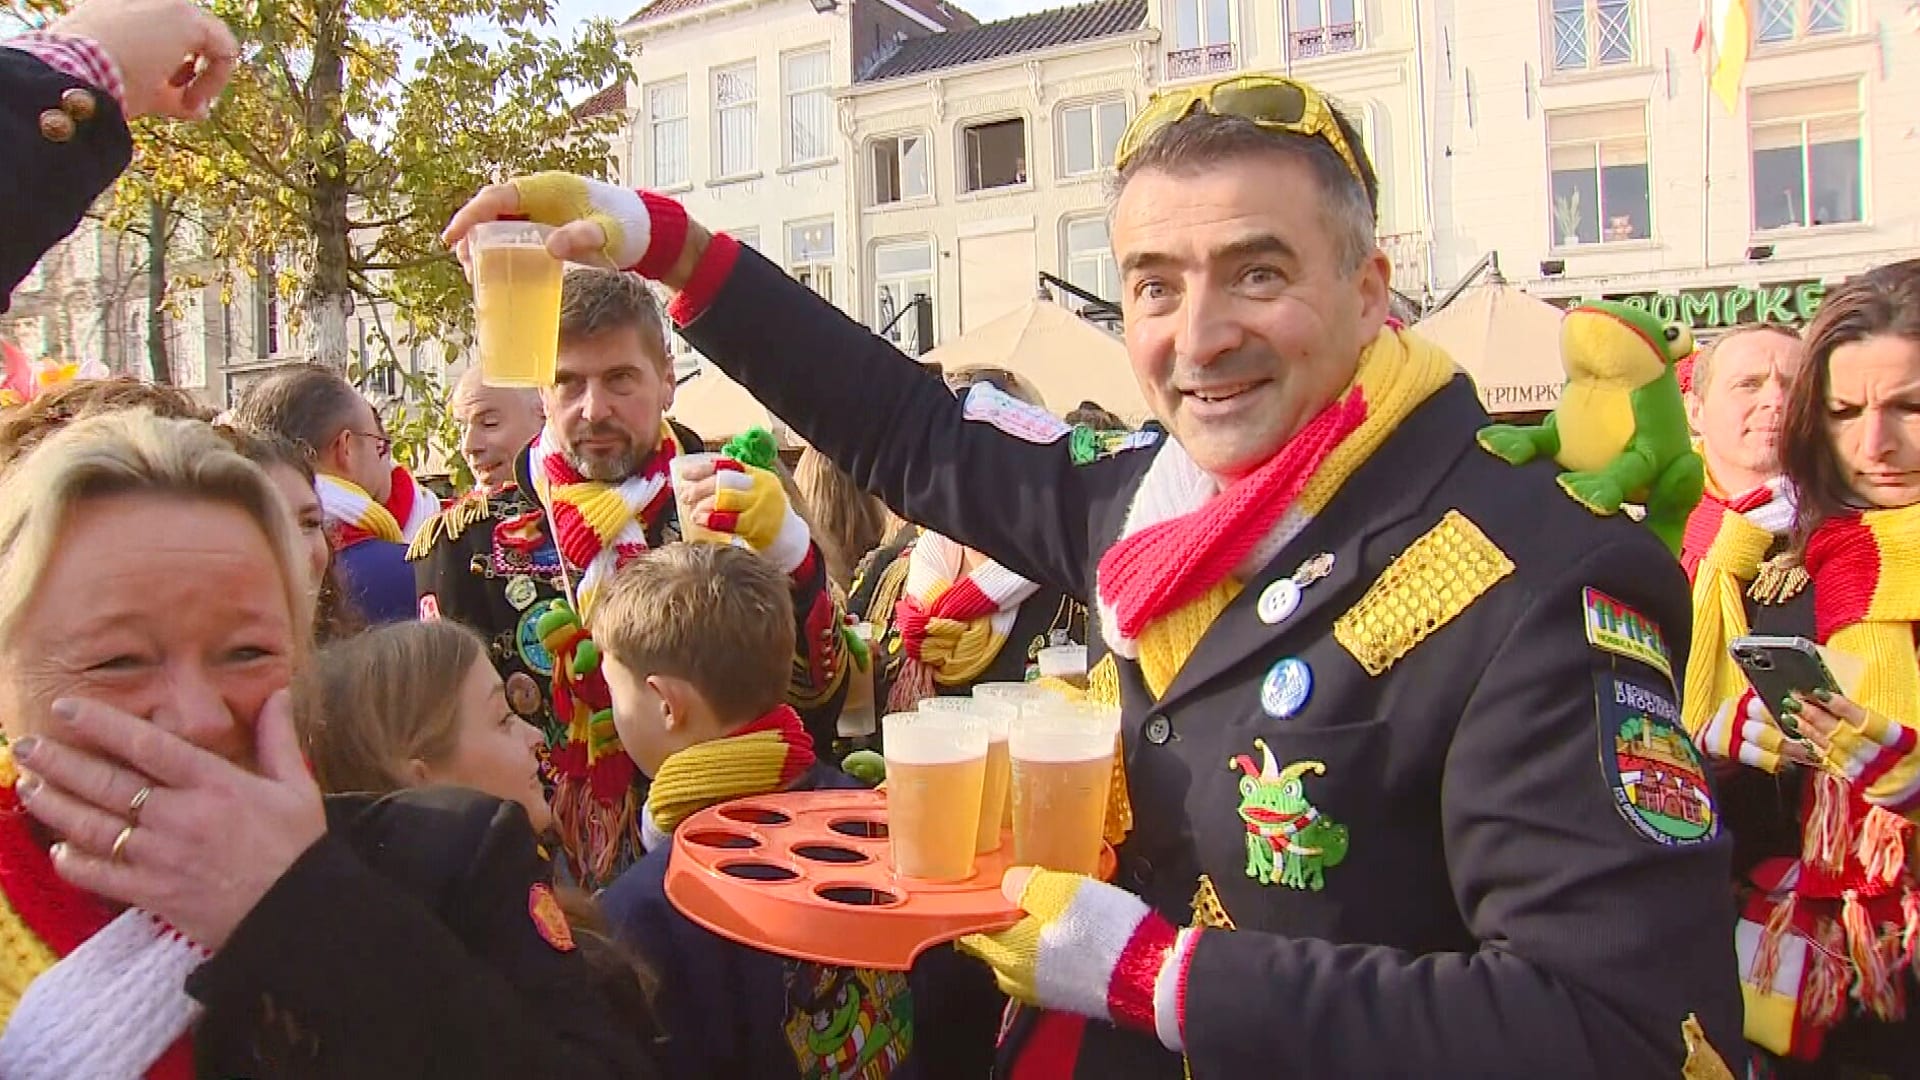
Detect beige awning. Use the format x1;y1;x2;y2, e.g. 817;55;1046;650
922;298;1148;424
1413;285;1569;414
667;366;796;448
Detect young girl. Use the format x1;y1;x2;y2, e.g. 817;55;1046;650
297;619;661;1054
297;619;550;833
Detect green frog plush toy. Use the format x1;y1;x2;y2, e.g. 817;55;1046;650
1476;300;1703;555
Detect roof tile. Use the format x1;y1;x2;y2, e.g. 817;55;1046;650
858;0;1145;82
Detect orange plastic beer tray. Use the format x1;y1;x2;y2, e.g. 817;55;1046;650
665;788;1115;971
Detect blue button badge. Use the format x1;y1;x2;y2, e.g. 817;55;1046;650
1261;657;1313;719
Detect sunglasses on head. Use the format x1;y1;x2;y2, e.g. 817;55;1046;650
1114;75;1364;185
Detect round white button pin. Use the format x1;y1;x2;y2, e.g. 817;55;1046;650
1258;579;1302;625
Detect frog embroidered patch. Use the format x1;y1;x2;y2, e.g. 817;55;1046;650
1228;739;1348;890
781;963;913;1079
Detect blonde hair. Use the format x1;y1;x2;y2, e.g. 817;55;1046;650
793;448;889;588
0;410;314;654
296;620;486;794
591;544;794;725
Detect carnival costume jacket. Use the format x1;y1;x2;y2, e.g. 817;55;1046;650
670;244;1745;1077
1;43;130;310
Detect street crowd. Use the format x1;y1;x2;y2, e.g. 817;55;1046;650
4;0;1920;1076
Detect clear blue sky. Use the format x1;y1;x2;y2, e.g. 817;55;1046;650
549;0;1062;33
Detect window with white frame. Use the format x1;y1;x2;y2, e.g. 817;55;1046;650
1549;0;1635;72
962;118;1028;193
1756;0;1849;44
1290;0;1363;60
788;219;835;301
733;227;762;252
713;62;757;178
871;133;931;205
1547;105;1651;246
1750;82;1863;231
874;239;934;354
784;48;831;166
647;80;689;188
1063;217;1119;305
1059;99;1128;177
1167;0;1236;77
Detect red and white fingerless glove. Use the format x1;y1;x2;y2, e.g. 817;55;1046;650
1699;689;1791;773
508;172;689;279
1822;706;1920;815
705;459;811;575
956;869;1200;1052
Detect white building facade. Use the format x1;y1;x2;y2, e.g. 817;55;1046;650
613;0;973;369
1427;0;1917;347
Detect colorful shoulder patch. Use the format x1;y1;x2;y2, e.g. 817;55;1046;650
1598;671;1716;846
1582;587;1673;678
1334;510;1514;676
962;383;1071;444
1069;425;1161;466
527;883;576;952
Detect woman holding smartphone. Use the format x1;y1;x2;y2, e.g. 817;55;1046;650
1697;259;1920;1075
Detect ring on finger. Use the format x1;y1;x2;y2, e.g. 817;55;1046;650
128;784;154;824
110;824;136;864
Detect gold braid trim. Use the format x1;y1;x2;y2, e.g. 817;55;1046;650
404;491;490;562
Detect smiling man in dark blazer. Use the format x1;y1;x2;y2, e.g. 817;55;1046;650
447;71;1745;1078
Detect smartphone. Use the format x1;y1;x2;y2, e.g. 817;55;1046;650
1729;635;1841;738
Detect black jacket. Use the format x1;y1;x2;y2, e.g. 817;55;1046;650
185;787;657;1078
675;247;1746;1078
2;45;130;311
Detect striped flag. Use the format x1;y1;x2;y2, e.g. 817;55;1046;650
1697;0;1753;112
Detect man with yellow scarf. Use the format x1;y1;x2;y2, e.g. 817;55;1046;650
445;74;1742;1077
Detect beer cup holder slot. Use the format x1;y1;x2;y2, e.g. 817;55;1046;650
793;844;870;865
720;804;792;826
718;860;799;882
684;829;760;850
816;884;902;908
827;817;888;840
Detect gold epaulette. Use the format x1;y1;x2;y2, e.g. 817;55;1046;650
1334;510;1515;676
862;547;915;636
405;491;491;563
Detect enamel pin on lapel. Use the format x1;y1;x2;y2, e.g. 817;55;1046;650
1258;553;1337;627
1261;657;1314;719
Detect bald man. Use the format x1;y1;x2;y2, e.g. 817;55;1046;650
408;368;564;732
451;366;544;493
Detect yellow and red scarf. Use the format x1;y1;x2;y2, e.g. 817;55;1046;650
0;749;196;1079
317;465;438;549
1679;472;1798;740
886;533;1040;712
529;425;678;623
1736;504;1920;1059
639;705;816;850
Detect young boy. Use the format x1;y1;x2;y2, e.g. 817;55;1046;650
595;543;998;1079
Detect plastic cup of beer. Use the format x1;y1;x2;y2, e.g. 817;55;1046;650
469;221;562;388
1037;645;1090;690
1009;705;1120;876
973;682;1068;712
670;452;728;545
881;710;988;881
919;697;1017;854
